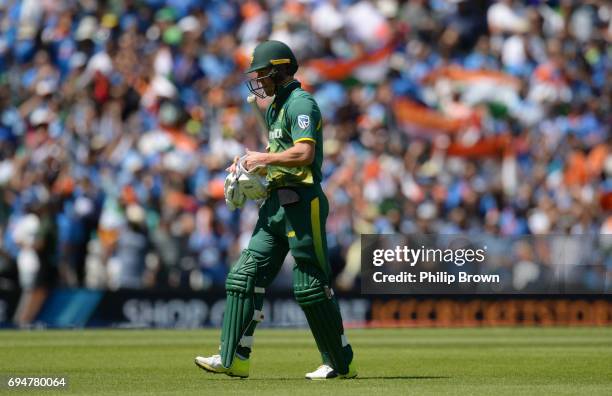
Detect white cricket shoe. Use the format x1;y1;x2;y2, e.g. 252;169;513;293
195;354;250;378
195;355;224;374
305;364;338;380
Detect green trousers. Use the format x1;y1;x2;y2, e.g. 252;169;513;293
219;184;353;373
250;184;331;278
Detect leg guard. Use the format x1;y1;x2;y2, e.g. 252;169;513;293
220;250;265;368
294;267;353;375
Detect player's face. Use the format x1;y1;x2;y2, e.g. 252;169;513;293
246;66;277;98
256;67;276;97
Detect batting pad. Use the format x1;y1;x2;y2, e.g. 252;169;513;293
294;270;352;375
220;252;265;368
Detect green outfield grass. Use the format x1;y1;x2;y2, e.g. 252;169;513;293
1;327;611;395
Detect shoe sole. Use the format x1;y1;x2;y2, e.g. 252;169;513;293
194;359;222;374
306;367;357;380
194;359;249;379
225;372;249;379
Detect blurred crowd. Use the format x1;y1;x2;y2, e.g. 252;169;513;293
0;0;609;301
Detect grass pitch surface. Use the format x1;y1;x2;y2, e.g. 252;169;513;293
1;327;611;395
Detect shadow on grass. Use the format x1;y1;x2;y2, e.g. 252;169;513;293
206;375;450;381
355;376;449;380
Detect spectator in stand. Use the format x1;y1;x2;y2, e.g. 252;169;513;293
0;0;607;303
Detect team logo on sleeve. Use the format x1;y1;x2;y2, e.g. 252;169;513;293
297;115;310;129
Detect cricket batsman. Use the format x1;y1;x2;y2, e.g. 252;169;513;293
194;40;356;380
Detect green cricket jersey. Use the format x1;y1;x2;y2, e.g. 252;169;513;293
265;80;323;190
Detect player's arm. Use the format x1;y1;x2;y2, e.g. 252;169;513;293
258;141;315;167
